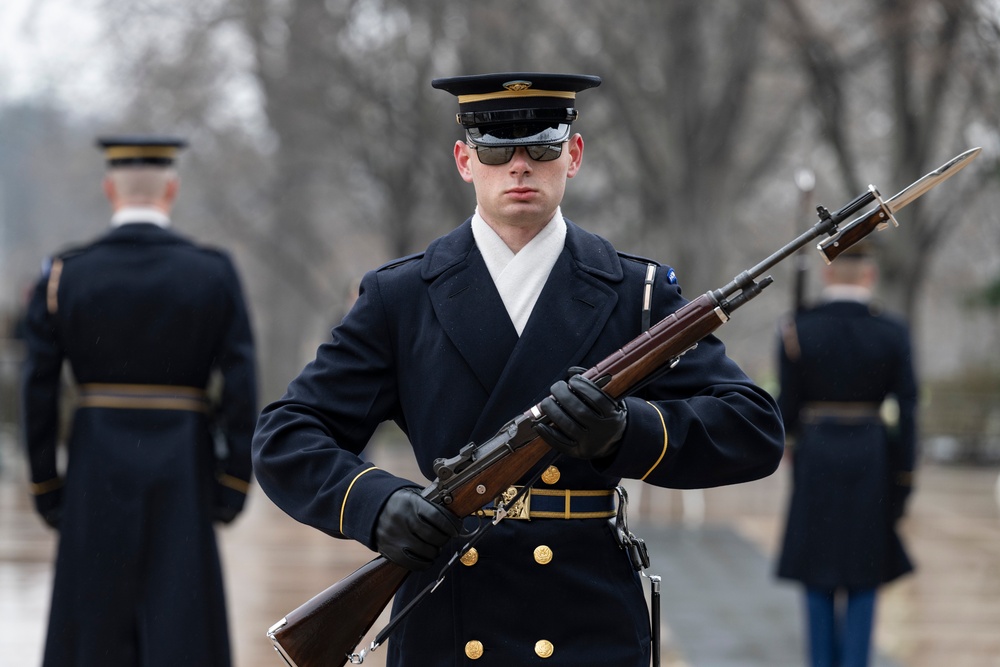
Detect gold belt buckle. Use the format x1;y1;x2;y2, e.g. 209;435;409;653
498;485;531;520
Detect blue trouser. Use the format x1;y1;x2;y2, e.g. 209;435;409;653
804;587;877;667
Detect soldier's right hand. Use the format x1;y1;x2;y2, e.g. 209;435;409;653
375;488;462;571
889;481;912;522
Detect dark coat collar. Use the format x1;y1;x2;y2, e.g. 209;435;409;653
99;222;189;246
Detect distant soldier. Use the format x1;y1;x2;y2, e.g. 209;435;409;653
21;135;258;667
775;241;918;667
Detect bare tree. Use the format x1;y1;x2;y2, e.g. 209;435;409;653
777;0;1000;320
78;0;1000;398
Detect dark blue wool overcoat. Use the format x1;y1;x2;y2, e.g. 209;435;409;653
22;222;258;667
254;219;783;666
776;299;918;588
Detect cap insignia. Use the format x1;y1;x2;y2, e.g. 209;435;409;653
503;80;533;92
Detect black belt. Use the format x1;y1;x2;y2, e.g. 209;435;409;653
476;486;617;520
77;383;209;413
801;401;881;424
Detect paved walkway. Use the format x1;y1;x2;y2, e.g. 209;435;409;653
636;523;901;667
2;431;999;666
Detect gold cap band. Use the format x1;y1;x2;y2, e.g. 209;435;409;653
456;89;577;104
104;146;180;161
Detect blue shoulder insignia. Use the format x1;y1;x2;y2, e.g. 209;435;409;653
617;251;678;285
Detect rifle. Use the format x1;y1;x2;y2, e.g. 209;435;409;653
265;148;980;667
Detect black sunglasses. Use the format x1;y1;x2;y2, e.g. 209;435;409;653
471;142;564;166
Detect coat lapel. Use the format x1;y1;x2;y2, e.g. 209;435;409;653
468;221;622;440
425;222;519;395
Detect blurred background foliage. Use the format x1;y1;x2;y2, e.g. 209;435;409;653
2;0;1000;459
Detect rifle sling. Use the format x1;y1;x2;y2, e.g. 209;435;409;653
642;262;656;332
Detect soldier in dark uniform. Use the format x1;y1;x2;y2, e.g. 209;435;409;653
253;73;785;666
21;135;258;667
775;242;918;667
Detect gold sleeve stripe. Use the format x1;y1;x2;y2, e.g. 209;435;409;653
30;477;64;495
217;473;250;494
640;401;669;481
339;466;380;535
46;259;63;315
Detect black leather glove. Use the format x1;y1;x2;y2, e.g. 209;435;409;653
535;372;627;460
889;482;912;522
212;470;250;524
33;487;63;530
375;488;463;571
213;484;247;524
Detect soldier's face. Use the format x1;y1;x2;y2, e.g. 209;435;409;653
453;133;583;233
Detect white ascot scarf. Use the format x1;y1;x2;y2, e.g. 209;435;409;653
472;208;567;336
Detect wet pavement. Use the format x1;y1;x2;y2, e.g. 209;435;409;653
2;432;999;667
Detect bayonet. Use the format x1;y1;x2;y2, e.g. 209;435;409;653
885;147;981;214
817;147;981;262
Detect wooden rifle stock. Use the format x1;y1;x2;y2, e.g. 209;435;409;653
267;556;408;667
265;147;979;667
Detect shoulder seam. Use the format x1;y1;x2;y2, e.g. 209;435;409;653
617;250;662;266
376;252;424;272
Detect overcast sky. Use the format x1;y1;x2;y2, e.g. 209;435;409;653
0;0;110;112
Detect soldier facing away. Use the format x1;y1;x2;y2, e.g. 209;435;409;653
21;135;258;667
253;73;785;666
775;241;918;667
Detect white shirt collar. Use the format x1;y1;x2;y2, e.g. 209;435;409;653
821;284;872;303
111;207;171;228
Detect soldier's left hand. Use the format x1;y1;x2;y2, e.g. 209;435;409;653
536;372;627;460
213;482;247;524
33;487;63;530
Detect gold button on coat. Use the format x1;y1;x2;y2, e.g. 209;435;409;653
534;639;554;658
465;640;484;659
460;548;479;566
533;545;553;565
540;465;561;484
